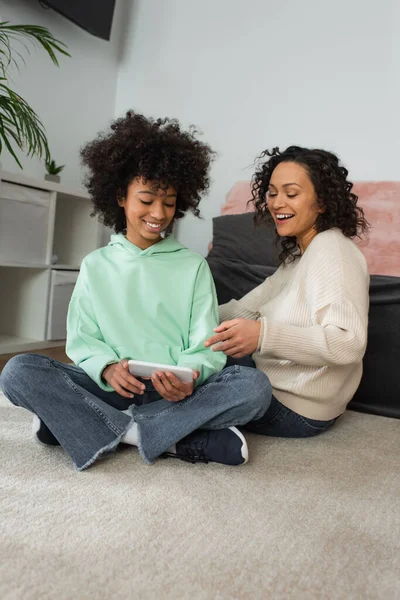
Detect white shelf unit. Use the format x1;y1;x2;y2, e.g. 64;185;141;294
0;170;105;355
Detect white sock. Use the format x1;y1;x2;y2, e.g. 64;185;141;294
167;444;176;454
121;422;139;446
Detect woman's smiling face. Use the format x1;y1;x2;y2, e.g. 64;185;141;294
267;161;324;253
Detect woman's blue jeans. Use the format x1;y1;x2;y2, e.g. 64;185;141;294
225;356;338;437
0;354;271;470
243;396;338;437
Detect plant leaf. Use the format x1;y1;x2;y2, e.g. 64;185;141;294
0;81;50;163
0;21;70;167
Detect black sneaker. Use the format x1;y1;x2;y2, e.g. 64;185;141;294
163;426;248;466
32;415;60;446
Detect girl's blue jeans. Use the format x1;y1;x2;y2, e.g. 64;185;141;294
1;353;271;470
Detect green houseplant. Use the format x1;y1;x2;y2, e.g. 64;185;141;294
0;21;69;168
45;157;64;183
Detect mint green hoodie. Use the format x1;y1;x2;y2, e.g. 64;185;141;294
66;234;226;390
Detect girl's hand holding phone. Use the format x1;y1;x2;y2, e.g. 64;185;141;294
102;360;145;398
151;370;200;402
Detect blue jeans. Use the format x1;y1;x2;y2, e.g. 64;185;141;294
243;395;338;437
0;354;271;470
225;356;338;437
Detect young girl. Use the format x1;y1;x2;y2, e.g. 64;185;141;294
1;112;270;470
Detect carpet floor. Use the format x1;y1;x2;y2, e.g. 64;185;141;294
1;392;399;600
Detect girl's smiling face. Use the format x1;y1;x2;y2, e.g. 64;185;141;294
118;178;177;249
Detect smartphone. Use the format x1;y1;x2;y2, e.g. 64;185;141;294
127;360;194;383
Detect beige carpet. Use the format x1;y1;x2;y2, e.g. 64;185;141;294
1;392;399;600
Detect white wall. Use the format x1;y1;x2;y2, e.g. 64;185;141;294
2;0;399;248
116;0;400;256
0;0;126;190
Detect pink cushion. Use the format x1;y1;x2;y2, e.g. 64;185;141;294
220;180;400;276
352;182;400;276
221;181;254;215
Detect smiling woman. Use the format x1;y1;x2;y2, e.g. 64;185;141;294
205;145;371;438
266;161;325;253
252;146;369;262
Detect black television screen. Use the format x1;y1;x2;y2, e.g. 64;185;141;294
40;0;116;41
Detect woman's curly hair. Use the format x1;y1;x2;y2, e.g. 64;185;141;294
251;146;370;263
80;111;215;233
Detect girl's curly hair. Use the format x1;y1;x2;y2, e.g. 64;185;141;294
80;111;215;232
251;146;370;263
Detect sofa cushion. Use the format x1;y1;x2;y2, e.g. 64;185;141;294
207;213;280;268
349;275;400;419
207;257;276;305
353;182;400;277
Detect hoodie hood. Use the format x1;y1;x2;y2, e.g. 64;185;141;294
108;233;186;257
